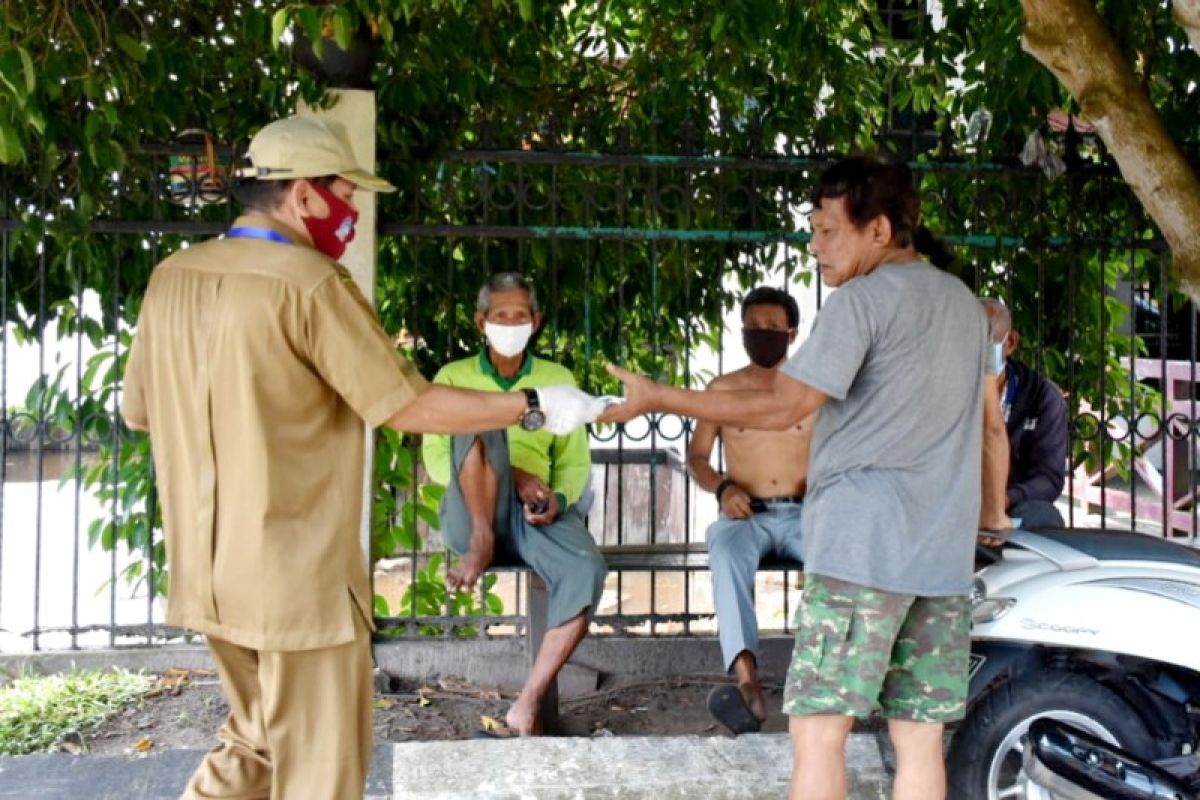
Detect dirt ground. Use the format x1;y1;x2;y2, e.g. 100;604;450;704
83;669;884;756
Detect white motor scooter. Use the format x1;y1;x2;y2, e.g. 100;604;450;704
947;527;1200;799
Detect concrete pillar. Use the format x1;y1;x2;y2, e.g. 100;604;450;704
297;89;381;579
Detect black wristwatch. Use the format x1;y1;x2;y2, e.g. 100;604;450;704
715;477;736;502
519;388;546;431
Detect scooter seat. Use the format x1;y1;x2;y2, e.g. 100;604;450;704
1032;528;1200;569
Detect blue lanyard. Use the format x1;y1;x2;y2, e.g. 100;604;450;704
226;226;292;245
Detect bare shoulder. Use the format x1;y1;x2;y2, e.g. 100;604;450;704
706;367;753;391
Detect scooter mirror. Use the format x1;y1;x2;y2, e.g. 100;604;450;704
1024;718;1196;800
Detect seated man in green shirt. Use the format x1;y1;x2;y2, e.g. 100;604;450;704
422;271;607;737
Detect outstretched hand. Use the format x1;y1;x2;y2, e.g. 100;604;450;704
596;364;659;424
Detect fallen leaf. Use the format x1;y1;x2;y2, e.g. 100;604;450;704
609;704;626;712
133;737;153;753
418;693;431;707
374;698;395;710
480;715;502;732
477;690;501;701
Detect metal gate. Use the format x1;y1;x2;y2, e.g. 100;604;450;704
0;128;1194;652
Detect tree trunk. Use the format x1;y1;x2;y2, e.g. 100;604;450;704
1175;0;1200;54
1022;0;1200;303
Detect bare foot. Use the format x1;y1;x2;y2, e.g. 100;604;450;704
446;545;493;592
740;682;768;724
505;696;543;737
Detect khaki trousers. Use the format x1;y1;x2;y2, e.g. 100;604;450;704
182;613;372;800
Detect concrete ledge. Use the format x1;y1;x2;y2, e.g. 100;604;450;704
0;646;215;678
0;746;394;799
0;636;796;689
0;735;890;799
391;734;890;799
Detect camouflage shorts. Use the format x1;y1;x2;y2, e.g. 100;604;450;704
782;574;970;722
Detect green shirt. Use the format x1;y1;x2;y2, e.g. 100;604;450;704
421;352;592;508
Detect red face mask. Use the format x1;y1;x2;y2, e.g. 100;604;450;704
301;181;358;261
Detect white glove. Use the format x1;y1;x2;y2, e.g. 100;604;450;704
536;385;609;435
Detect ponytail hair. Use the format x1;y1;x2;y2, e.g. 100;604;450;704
913;225;958;272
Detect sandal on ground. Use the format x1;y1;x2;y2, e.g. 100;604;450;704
707;684;763;736
473;724;521;739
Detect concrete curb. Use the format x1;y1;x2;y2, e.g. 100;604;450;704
0;636;799;690
0;734;890;799
391;733;890;799
0;746;394;800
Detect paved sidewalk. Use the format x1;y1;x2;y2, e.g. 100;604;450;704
0;733;892;799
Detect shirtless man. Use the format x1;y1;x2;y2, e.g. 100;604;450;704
687;286;812;734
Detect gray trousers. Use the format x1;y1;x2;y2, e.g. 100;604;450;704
440;431;607;630
706;503;805;673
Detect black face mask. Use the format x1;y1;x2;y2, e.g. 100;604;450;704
743;328;790;367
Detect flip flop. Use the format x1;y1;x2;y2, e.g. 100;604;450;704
473;725;520;740
707;684;762;736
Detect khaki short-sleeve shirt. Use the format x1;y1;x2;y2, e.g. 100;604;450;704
122;214;428;651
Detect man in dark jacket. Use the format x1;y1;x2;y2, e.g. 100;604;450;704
982;299;1068;529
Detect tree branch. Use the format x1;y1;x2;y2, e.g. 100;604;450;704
1022;0;1200;302
1175;0;1200;53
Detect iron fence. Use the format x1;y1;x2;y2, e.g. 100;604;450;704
0;133;1195;652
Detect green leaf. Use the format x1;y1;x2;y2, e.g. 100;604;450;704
94;140;126;173
518;0;533;23
0;122;22;164
373;593;391;617
115;34;148;63
0;59;20;100
298;7;324;57
711;12;727;40
485;593;504;614
415;504;439;529
271;8;290;48
17;47;35;95
394;524;420;552
333;9;353;51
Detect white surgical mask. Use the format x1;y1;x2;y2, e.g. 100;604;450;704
484;321;533;357
990;341;1006;375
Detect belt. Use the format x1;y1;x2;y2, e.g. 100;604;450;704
750;495;805;506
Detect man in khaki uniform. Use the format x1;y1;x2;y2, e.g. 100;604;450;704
121;115;603;800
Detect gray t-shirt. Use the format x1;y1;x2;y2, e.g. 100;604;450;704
781;261;990;596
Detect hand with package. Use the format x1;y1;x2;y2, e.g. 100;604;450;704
536;385;611;435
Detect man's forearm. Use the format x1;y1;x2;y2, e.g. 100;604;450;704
981;421;1010;524
687;455;725;494
387;385;525;434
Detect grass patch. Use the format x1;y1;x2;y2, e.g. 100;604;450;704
0;669;155;755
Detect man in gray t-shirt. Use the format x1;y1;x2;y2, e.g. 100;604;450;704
602;155;1010;800
781;260;991;597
